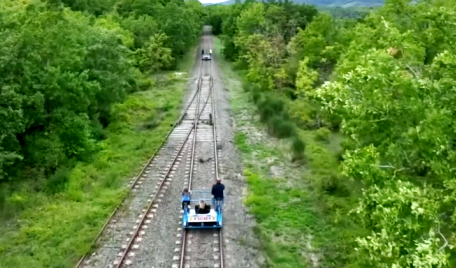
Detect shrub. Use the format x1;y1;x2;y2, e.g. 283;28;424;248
258;104;275;123
1;190;29;219
257;95;287;123
281;110;291;121
159;101;174;112
90;119;107;140
287;100;315;129
267;115;282;136
268;98;285;113
315;127;331;143
142;114;159;130
46;165;73;194
335;149;345;163
317;173;348;197
269;117;295;139
291;136;306;160
252;90;261;104
138;77;153;91
128;70;153;93
283;87;298;100
241;78;253;92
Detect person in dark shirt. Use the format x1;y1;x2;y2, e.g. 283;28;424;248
211;178;225;209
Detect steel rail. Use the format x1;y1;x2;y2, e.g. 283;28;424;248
76;42;205;268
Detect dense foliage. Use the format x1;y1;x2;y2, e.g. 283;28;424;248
0;0;203;185
318;6;373;19
208;0;456;266
207;0;318;160
206;0;383;8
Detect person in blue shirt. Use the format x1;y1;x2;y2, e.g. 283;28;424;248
182;188;191;211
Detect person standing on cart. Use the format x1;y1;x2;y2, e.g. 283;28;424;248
211;178;225;209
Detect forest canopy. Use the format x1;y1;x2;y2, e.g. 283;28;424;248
0;0;204;184
206;0;456;266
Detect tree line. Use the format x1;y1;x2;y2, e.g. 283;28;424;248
206;0;456;266
0;0;204;184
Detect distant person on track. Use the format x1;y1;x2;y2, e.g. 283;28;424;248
209;49;212;55
211;178;225;210
202;49;204;55
182;188;191;211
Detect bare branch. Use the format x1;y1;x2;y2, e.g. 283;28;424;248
405;64;421;79
379;165;395;169
438;227;448;252
393;168;407;179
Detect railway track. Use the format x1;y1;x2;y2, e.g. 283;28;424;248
172;34;225;268
76;30;224;268
110;48;215;267
76;32;222;267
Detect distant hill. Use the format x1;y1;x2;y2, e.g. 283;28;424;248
203;0;235;6
203;0;384;7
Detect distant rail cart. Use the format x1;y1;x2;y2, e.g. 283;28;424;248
182;189;222;229
202;54;211;61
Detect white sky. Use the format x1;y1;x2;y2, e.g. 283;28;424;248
199;0;227;3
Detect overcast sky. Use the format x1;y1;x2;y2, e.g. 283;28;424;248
199;0;227;3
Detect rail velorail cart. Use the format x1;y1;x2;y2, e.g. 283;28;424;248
182;189;223;229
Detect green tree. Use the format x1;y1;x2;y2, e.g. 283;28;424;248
0;1;136;179
313;4;456;264
295;57;318;97
138;33;173;78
